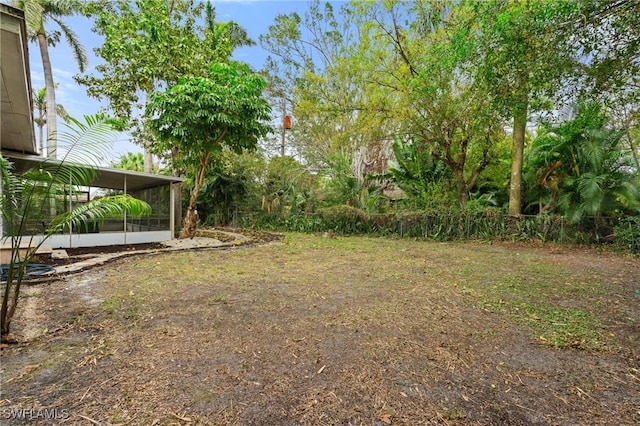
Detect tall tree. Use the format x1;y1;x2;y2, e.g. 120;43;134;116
570;0;640;170
14;0;88;159
573;0;640;99
345;0;503;206
261;1;506;207
32;86;70;156
260;1;361;166
466;0;579;215
146;62;271;238
77;0;254;173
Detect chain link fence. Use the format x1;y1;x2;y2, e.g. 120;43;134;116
206;209;620;245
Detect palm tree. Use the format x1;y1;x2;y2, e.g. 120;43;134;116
33;86;71;156
1;114;151;341
14;0;88;159
111;152;147;173
204;2;255;56
527;102;640;222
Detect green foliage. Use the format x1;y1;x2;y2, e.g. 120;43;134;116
461;0;582;214
111;152;146;173
1;114;151;339
78;0;247;119
16;0;89;69
614;216;640;255
246;207;608;244
321;152;385;213
146;61;271;237
388;137;452;208
317;205;368;233
197;148;266;226
147;62;271;160
77;0;255;170
570;1;640;105
526;102;640;222
260;1;370;167
263;156;317;215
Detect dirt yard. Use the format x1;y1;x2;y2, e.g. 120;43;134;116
1;234;639;425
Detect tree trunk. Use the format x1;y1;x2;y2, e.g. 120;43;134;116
453;167;468;208
172;146;182;233
38;119;44;156
143;95;154;173
179;152;211;238
1;260;26;340
37;33;57;159
508;91;528;216
180;191;200;239
143;144;154;173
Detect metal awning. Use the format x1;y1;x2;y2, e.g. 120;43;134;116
2;151;183;191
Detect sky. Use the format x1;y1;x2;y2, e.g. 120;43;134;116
27;0;347;164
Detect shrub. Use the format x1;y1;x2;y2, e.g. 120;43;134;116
614;216;640;254
318;205;368;234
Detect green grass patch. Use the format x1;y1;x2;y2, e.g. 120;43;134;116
485;299;602;349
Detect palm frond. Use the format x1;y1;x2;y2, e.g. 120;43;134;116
55;114;119;167
49;194;151;233
50;16;88;72
0;157;23;230
55;103;71;122
19;0;45;36
41;0;80;16
205;2;216;31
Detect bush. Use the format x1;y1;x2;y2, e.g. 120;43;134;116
241;207;635;247
614;216;640;254
318;205;368;234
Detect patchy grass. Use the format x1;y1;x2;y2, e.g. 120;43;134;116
2;233;639;425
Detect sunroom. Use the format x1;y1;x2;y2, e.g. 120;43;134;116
1;4;182;250
1;152;182;249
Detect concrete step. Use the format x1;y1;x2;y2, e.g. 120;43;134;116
0;241;52;263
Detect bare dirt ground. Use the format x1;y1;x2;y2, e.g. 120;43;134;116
1;233;639;425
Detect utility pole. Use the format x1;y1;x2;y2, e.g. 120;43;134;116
281;98;286;157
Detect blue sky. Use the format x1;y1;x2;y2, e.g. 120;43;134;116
28;0;347;162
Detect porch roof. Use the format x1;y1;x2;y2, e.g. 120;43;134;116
2;151;183;192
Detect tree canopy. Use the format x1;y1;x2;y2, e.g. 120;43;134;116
146;62;271;237
64;0;638;231
76;0;254;171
